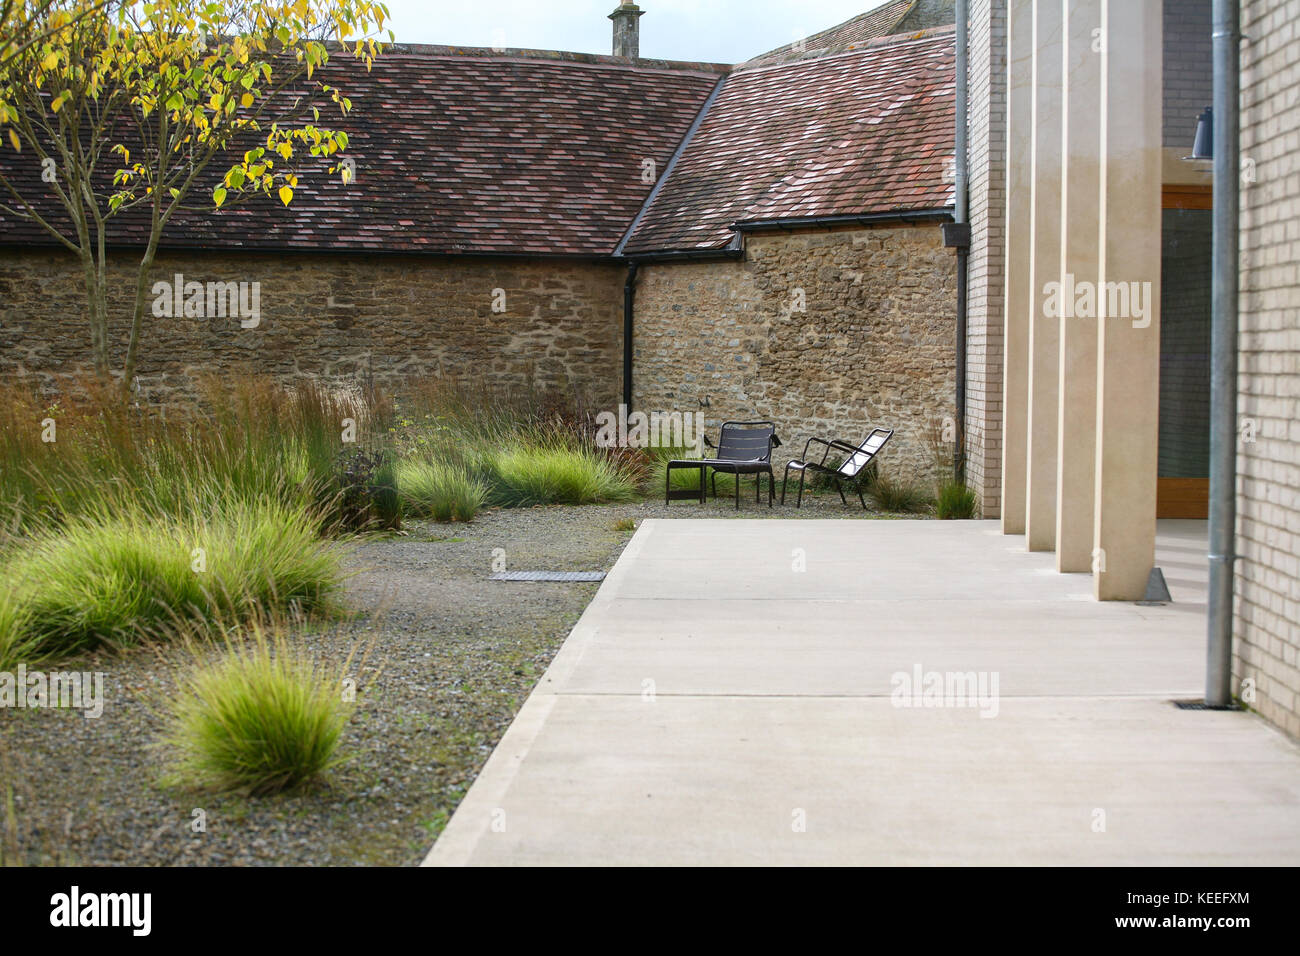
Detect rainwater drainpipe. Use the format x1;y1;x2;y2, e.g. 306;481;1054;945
942;0;971;484
1206;0;1241;708
622;262;638;410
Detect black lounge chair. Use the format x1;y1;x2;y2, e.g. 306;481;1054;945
781;427;893;509
665;420;780;510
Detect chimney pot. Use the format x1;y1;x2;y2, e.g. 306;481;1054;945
609;2;644;59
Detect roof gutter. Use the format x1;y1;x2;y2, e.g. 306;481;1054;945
734;209;953;233
624;234;744;263
624;209;955;260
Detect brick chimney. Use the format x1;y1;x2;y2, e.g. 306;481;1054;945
609;2;644;58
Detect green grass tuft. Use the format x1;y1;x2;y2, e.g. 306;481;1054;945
647;447;736;496
490;444;637;506
397;459;489;522
160;624;354;795
936;481;978;519
867;471;933;514
2;501;341;660
0;589;36;672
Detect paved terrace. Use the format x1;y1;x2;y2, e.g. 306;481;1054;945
425;519;1300;866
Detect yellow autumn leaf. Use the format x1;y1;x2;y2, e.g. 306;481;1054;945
7;128;19;152
278;185;293;206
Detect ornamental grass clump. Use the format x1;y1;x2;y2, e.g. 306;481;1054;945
0;588;36;673
867;470;933;514
935;480;978;519
0;375;389;534
645;446;735;496
2;499;341;660
396;459;489;521
161;624;355;795
489;443;638;506
393;378;646;507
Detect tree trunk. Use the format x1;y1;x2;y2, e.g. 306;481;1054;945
121;245;158;399
77;249;109;381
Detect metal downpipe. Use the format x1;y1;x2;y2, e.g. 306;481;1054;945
1206;0;1241;707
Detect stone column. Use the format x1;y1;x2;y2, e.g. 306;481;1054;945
1054;0;1102;572
1001;0;1033;534
1093;0;1162;599
1025;0;1063;551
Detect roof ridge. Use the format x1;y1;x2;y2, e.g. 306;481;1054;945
614;75;729;257
736;24;956;75
749;0;916;62
372;42;731;74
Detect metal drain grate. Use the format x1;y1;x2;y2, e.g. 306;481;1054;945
490;570;606;583
1172;699;1242;711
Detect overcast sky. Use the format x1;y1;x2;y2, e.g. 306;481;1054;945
378;0;888;63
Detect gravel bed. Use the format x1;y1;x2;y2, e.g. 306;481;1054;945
0;487;911;866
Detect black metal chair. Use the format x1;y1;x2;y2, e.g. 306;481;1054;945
781;427;893;509
665;420;780;509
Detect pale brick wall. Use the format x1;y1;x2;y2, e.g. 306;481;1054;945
964;0;1008;517
633;225;958;485
0;249;625;409
1237;0;1300;739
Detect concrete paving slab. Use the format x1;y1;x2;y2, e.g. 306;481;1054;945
424;518;1300;866
428;696;1300;866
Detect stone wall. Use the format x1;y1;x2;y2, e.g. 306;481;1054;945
1237;0;1300;740
633;225;958;485
0;248;624;409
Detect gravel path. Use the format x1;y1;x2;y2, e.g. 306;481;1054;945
0;488;908;866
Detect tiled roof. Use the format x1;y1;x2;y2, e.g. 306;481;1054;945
747;0;917;65
0;47;726;256
622;29;956;256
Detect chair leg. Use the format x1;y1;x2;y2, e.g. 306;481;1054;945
796;470;806;508
857;484;867;510
735;472;740;510
767;469;774;507
781;464;795;504
755;473;760;503
835;479;847;506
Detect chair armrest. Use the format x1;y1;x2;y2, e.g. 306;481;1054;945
826;439;867;457
800;436;836;466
